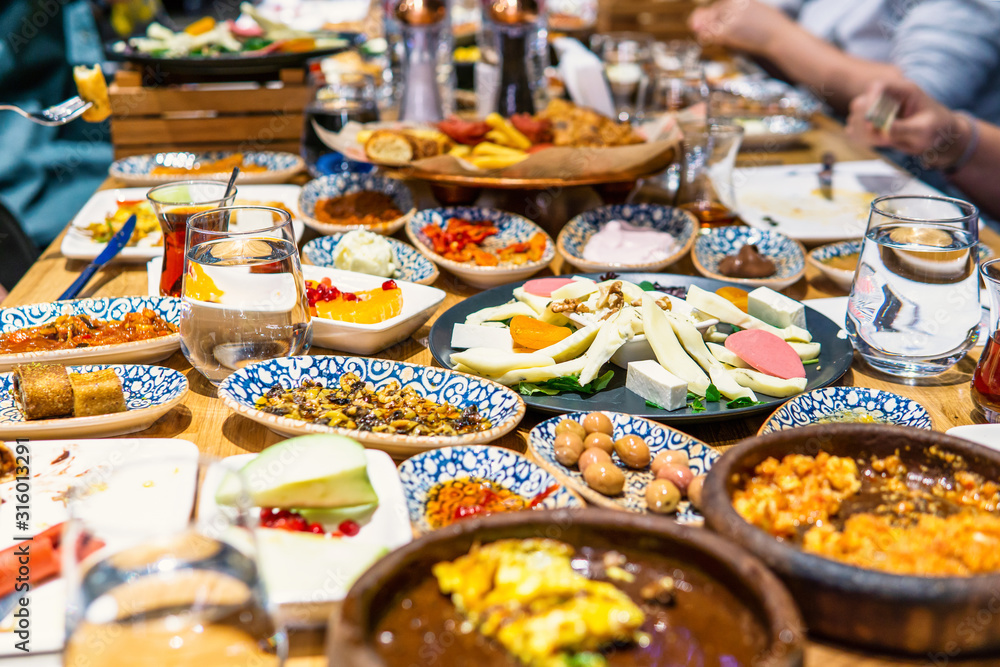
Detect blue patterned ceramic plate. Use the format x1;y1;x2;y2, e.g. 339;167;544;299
398;445;584;534
109;151;305;186
557;204;698;273
298;173;416;236
692;226;806;289
808;239;992;292
758;386;933;435
217;355;526;457
0;363;188;439
302;233;439;285
406;207;555;289
529;411;718;523
0;296;181;372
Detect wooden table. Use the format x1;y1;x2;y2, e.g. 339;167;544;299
4;113;996;666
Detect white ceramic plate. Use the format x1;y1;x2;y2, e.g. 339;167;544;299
0;296;180;372
732;160;947;243
198;450;411;624
61;185;306;262
0;439;200;656
0;364;188;439
109;150;305;186
946;424;1000;452
303;266;445;354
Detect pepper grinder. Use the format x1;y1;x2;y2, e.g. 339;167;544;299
485;0;542;115
393;0;448;122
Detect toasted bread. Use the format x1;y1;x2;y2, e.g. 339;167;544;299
364;130;415;165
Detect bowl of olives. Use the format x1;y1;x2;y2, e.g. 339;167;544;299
528;411;718;523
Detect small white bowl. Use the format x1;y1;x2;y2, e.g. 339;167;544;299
807;240;860;292
406;207;555;289
303;266;445;355
946;424;1000;452
692;226;806;290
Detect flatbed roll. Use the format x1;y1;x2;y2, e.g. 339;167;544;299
12;364;74;420
68;368;126;417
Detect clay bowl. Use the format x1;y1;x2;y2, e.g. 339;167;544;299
329;508;804;667
700;424;1000;656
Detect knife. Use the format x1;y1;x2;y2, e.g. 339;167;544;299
59;214;137;301
818;152;835;201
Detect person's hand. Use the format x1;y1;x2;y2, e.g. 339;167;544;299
688;0;794;55
847;80;971;168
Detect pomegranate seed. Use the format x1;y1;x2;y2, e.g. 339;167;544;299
381;280;397;291
339;520;360;537
329;286;341;299
343;292;357;302
276;509;293;519
261;508;275;520
309;523;324;534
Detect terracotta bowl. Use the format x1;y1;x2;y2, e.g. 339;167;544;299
329;508;804;667
700;424;1000;655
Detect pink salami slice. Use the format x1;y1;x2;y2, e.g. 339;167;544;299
523;277;575;297
725;329;806;379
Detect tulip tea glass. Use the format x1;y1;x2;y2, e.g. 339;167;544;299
147;180;237;297
62;457;286;667
674;122;743;227
973;258;1000;421
847;195;980;378
180;206;312;384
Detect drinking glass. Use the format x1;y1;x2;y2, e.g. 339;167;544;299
652;39;701;72
652;63;709;113
674;122;744;226
180;206;312;384
973;259;1000;421
301;72;380;177
847;195;980;378
599;32;653;122
62;457;286;667
147;181;237;298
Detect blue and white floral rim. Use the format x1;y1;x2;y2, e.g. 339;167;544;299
692;226;806;290
298;173;416;236
302;233;439;286
110;151;305;186
758;386;933;435
405;207;554;288
529;411;717;523
398;445;584;534
0;363;188;439
0;296;181;371
557;203;698;273
217;355;526;457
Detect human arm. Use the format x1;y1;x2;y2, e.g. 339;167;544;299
847;79;1000;221
689;0;910;111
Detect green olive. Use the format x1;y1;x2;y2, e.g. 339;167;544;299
578;447;612;474
646;479;681;514
614;435;651;469
583;461;626;496
584;432;615;455
555;419;587;441
582;412;614;436
687;475;707;509
554;432;586;467
651;450;689;476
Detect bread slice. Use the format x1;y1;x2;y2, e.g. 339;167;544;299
364;130;415;165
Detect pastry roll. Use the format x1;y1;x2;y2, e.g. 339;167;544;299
68;368;126;417
12;364;74;420
0;443;14;483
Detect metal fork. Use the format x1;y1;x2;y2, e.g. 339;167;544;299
0;95;93;126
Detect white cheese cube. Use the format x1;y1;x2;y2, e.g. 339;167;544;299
450;324;513;351
626;360;688;411
747;287;806;329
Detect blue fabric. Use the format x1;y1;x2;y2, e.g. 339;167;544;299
0;0;112;250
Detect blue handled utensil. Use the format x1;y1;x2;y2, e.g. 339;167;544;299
59;214;137;301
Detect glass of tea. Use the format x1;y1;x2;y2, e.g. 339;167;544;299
973;259;1000;420
147;180;237;297
674;122;744;227
62;457;287;667
301;71;380;177
179;206;312;384
847;194;980;378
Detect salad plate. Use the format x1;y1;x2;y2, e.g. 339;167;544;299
529;411;717;522
557;203;697;273
217;355;526;458
0;296;181;372
61;184;306;262
298;173;415;236
109;151;305;186
302;266;445;354
428;272;853;423
0;364;188;439
406;206;555;289
303;233;439;286
398;445;584;535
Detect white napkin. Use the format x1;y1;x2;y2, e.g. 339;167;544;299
553;37;615;118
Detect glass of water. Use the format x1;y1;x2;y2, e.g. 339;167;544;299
846;194;980;378
180;206;312;384
62;457;286;667
599;32;653;123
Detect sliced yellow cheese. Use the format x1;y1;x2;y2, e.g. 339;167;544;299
788;341;822;361
449;349;554;378
706;342;751;369
579;309;637;386
512;287;551;318
465;301;537;325
729;368;808;397
492;357;588;386
641;294;711;395
686;285;812;342
550;279;598;301
663;311;722;375
709;367;757;402
535;323;600;363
